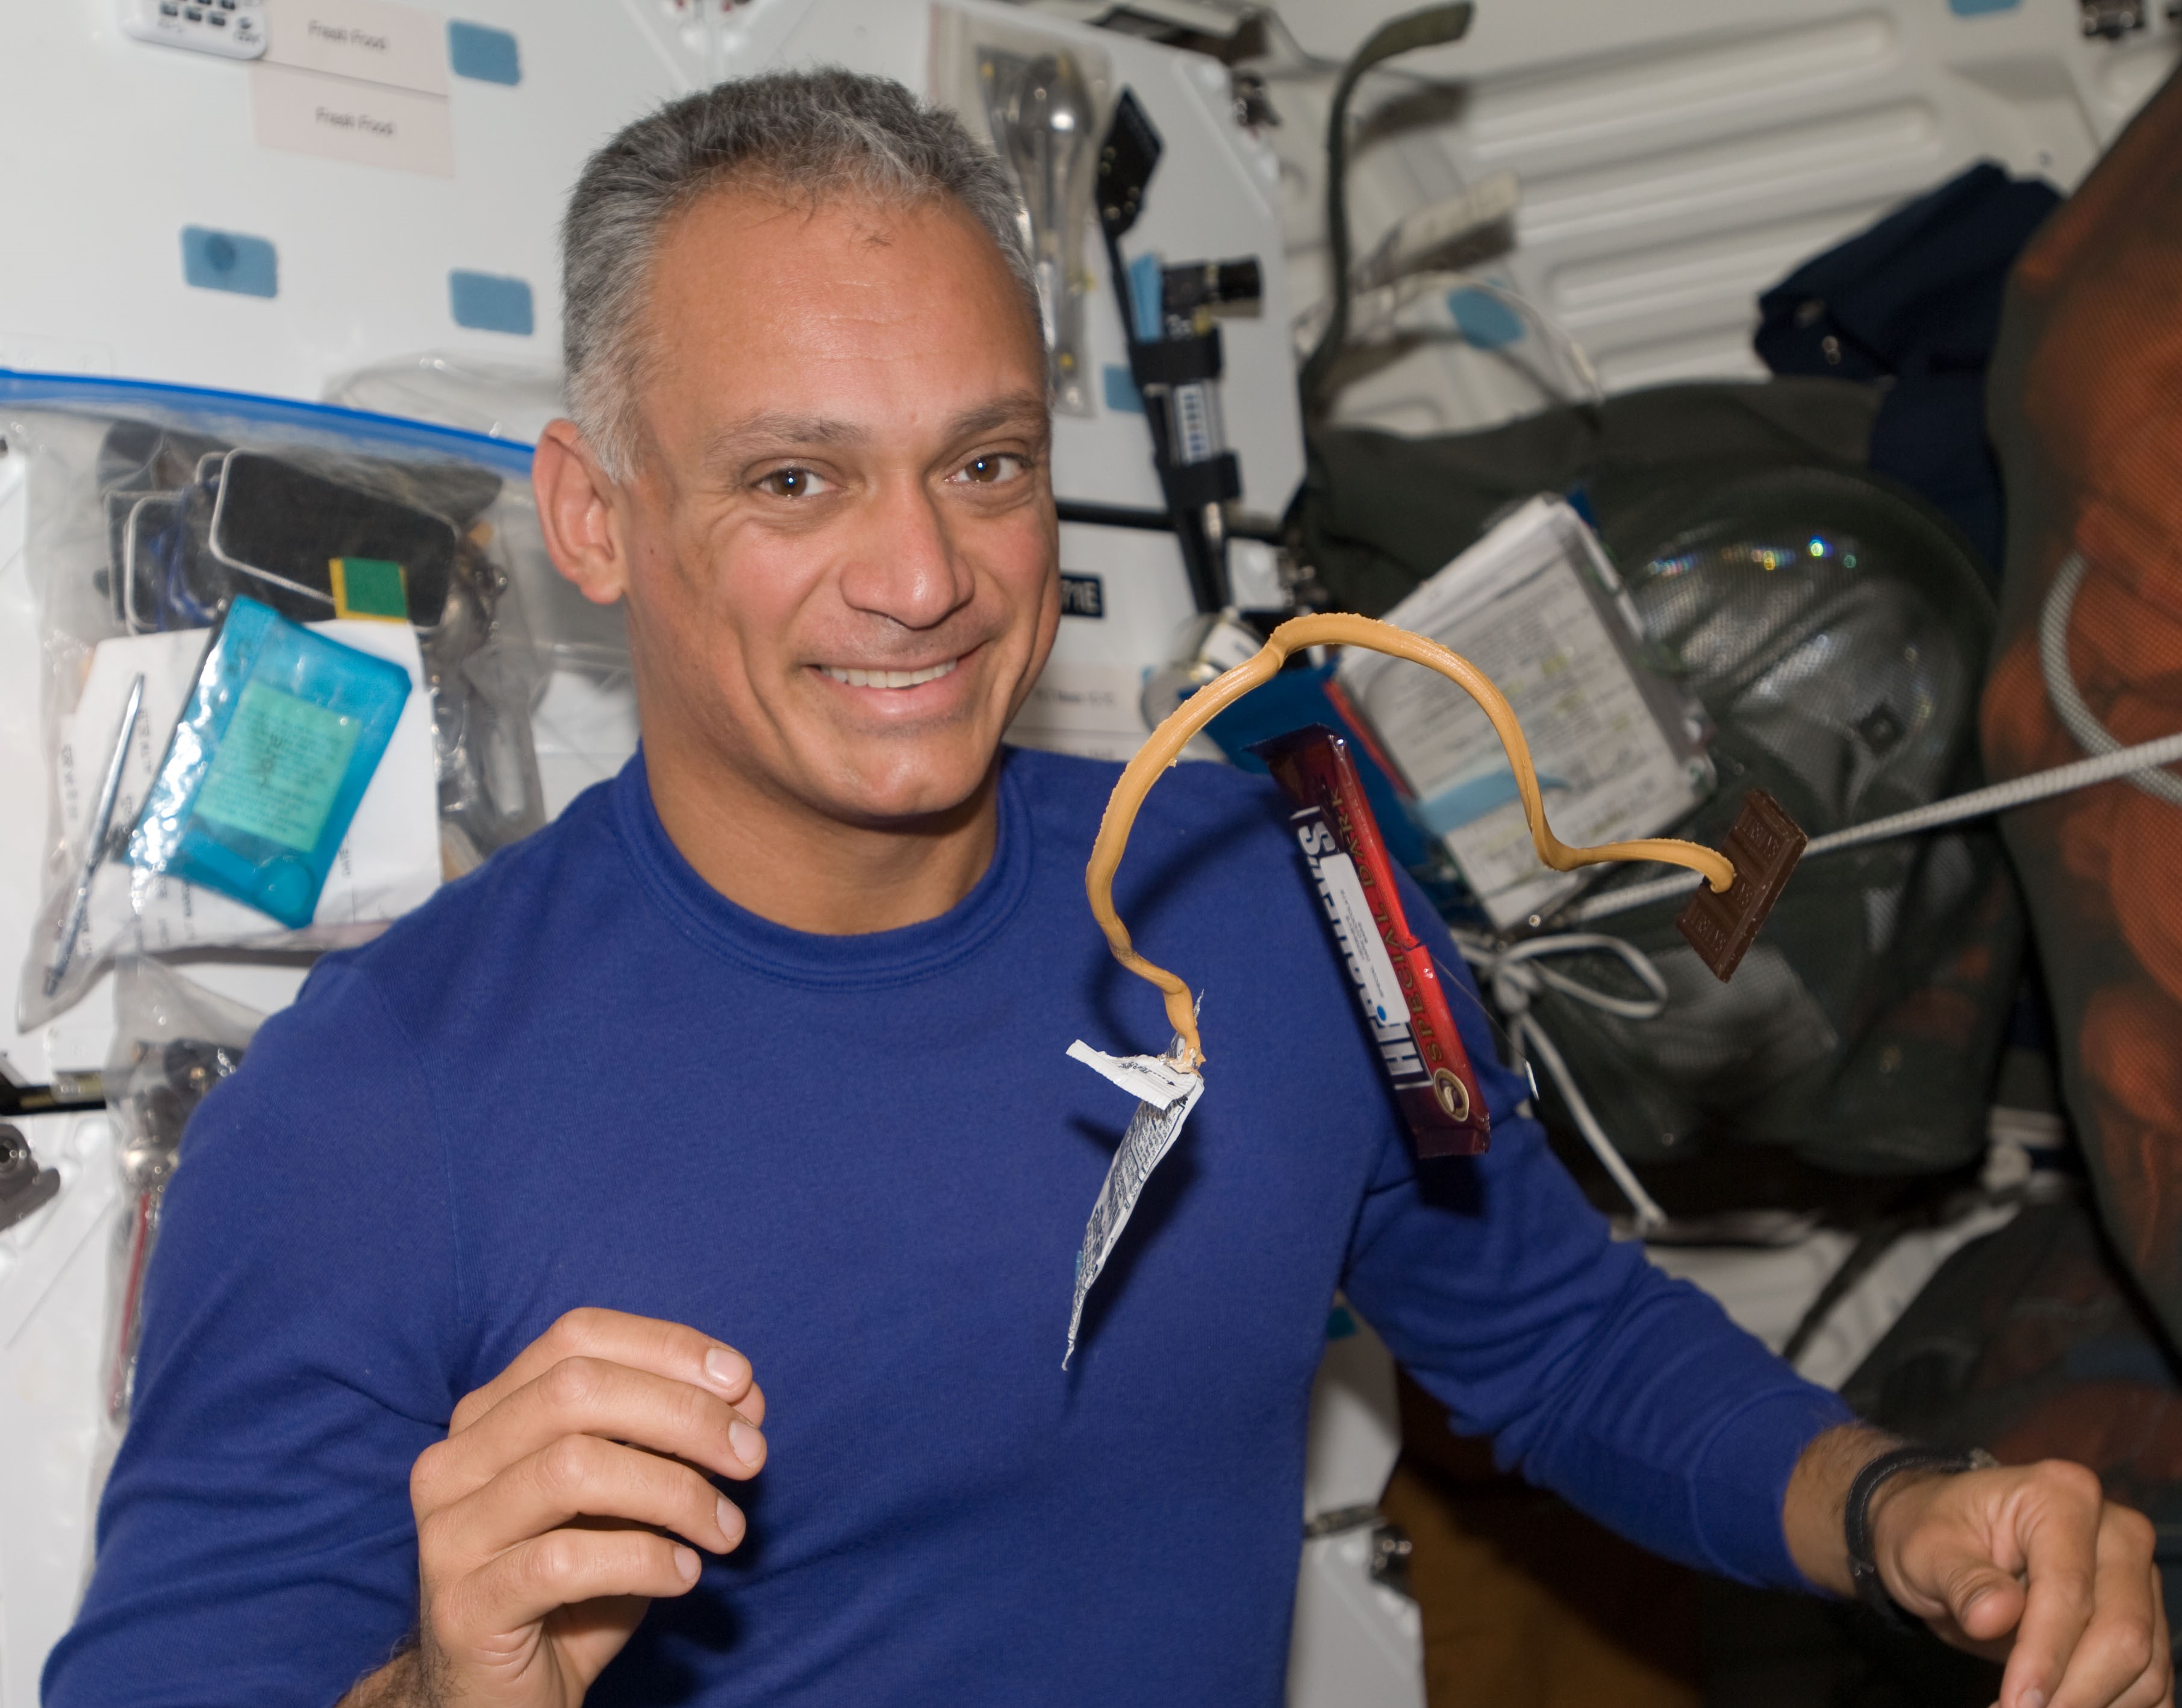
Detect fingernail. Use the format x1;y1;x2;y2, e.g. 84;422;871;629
703;1346;747;1394
730;1419;765;1468
673;1545;700;1584
2024;1690;2047;1708
715;1495;742;1547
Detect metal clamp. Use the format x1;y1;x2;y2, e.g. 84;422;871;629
0;1124;63;1236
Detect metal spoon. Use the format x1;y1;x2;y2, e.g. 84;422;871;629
1005;52;1096;405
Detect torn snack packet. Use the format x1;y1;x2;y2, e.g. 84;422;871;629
1064;1030;1205;1368
1253;725;1490;1158
1065;1039;1198;1109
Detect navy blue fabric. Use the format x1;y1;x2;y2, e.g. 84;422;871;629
1756;160;2060;577
46;747;1851;1707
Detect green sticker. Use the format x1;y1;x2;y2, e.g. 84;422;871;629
193;682;363;852
332;556;408;621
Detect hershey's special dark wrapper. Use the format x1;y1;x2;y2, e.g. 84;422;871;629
1254;726;1490;1158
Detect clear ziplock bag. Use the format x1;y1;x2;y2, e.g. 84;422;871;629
6;372;561;1028
100;958;262;1427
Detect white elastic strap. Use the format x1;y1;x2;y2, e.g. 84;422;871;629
1567;552;2182;926
2039;551;2182;808
1515;1014;1668;1233
1452;930;1670;1230
1311;267;1606;407
1562;722;2182;926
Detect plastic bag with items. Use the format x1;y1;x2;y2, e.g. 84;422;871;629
99;958;261;1426
6;372;555;1028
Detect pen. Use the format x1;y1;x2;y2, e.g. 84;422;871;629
45;672;146;999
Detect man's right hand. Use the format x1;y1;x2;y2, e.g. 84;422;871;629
340;1308;767;1707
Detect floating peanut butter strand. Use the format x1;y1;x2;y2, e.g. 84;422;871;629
1084;612;1739;1068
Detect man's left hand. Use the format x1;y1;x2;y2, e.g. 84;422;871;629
1791;1426;2171;1708
1874;1453;2169;1708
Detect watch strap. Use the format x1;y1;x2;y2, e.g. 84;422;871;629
1844;1444;2000;1631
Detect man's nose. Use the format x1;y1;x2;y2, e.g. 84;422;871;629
837;477;974;631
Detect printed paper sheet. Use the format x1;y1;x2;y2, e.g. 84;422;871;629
1339;497;1704;928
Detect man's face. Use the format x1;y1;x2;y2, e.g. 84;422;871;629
606;186;1059;828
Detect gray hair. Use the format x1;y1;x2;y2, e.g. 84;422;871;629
561;67;1040;481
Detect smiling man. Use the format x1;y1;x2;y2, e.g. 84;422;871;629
45;69;2171;1708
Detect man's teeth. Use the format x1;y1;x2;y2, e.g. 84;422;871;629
823;659;959;690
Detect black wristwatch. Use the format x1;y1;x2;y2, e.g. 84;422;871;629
1844;1444;2000;1630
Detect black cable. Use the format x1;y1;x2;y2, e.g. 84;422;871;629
1780;1215;1909;1366
1056;497;1179;532
1054;499;1284;541
1296;4;1476;415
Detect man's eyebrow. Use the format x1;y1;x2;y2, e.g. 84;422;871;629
944;394;1051;441
699;396;1048;468
702;411;869;465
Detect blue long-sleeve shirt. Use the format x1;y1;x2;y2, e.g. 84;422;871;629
46;747;1850;1706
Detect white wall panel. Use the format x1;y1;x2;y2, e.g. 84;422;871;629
1262;0;2180;436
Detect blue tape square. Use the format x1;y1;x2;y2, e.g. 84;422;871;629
1102;364;1142;414
1126;253;1165;343
1447;286;1524;349
447;20;520;84
1948;0;2018;13
449;270;534;335
180;226;277;299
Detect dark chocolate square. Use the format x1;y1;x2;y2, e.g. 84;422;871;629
1675;788;1807;982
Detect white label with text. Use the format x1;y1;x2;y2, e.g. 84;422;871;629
262;0;446;93
251;61;454;176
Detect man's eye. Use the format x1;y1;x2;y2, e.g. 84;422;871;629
758;466;829;499
953;453;1026;486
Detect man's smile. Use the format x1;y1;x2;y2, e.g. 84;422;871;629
818;657;962;690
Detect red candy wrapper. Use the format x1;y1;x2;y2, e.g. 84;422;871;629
1254;726;1491;1158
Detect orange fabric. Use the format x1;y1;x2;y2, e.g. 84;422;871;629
1983;635;2073;776
2081;982;2182;1138
2068;572;2182;703
2113;797;2182;1008
2079;982;2182;1294
2056;788;2119;892
1984;61;2182;1343
1994;1380;2182;1488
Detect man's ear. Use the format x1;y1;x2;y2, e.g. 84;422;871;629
533;419;630;606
